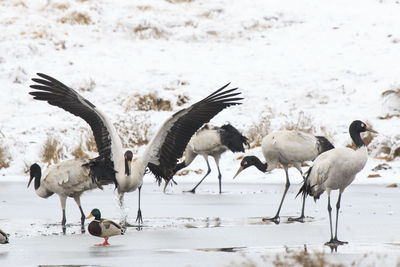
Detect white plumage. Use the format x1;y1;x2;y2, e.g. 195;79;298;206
298;120;377;248
30;73;243;226
233;129;334;224
171;123;248;194
28;160;99;233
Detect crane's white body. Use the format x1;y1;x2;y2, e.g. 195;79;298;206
37;159;98;199
183;127;227;165
306;146;368;197
261;130;324;171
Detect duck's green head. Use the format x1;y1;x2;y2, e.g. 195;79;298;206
86;208;101;220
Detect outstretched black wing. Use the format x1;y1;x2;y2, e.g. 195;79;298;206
29;73;118;187
146;83;243;184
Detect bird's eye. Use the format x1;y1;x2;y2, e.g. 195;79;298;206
242;160;247;166
361;123;365;128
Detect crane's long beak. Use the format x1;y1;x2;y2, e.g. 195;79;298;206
233;166;244;179
86;213;94;219
27;176;34;188
366;126;378;134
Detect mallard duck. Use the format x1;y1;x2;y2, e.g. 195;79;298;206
0;229;9;244
86;209;124;246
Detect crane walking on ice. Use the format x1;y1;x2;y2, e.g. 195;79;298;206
28;162;102;233
297;120;377;249
233;130;334;224
30;73;243;226
170;123;248;194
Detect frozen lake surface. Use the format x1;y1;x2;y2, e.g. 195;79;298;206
1;179;400;266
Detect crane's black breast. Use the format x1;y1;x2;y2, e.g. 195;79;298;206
88;220;102;237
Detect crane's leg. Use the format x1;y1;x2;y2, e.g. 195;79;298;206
73;195;86;233
184;156;211;194
59;196;67;234
288;191;306;223
214;155;222;194
288;167;306;223
325;192;348;248
135;185;143;228
263;167;290;224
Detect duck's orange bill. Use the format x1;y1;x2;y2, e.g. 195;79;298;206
86;213;94;219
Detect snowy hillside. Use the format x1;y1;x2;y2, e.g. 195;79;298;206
1;0;400;184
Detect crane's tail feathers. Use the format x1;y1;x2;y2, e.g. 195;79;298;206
296;166;313;199
220;123;249;153
316;136;335;154
83;157;118;189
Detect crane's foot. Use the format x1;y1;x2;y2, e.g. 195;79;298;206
325;238;348;248
183;188;196;194
287;215;305;223
262;216;280;224
135;209;143;230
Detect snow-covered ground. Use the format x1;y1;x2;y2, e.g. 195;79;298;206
1;0;400;265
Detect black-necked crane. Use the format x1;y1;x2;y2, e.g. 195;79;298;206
170;123;248;194
233;130;334;224
29;73;243;226
86;208;124;246
298;120;376;249
28;162;102;233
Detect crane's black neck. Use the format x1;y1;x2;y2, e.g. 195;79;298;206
349;122;366;149
30;164;42;190
125;158;130;176
245;156;268;173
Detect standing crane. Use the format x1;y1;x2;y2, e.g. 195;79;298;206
170;123;248;194
298;120;376;249
233;129;334;224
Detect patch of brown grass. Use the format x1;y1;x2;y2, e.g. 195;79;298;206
41;135;63;165
124;93;172;112
176;94;190;106
71;143;90;159
85;133;98;153
283;111;315;134
137;5;153;11
0;145;11;169
175;169;203;176
115;116;152;149
246;116;271;148
367;174;381;178
79;79;96;92
13;1;27;7
272;249;345;267
132;22;168;39
59;11;92;25
52;3;69;10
